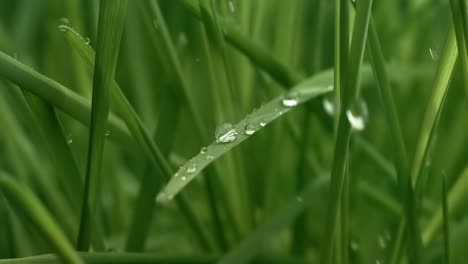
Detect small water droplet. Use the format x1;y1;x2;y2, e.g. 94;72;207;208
181;176;187;181
200;146;208;154
244;123;256;135
228;0;235;13
105;130;110;137
84;38;91;45
378;235;387;249
346;98;368;131
178;32;188;47
322;93;336;116
153;18;159;30
215;123;238;143
282;91;299;107
206;155;214;160
429;48;439;61
186;164;197;174
67;138;73;144
350;240;359;251
296;196;303;202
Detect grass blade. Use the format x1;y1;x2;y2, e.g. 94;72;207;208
320;0;373;263
442;172;451;264
58;16;212;252
156;70;334;203
77;0;127;250
450;0;468;105
218;177;328;264
366;15;422;263
0;172;82;264
0;50;134;150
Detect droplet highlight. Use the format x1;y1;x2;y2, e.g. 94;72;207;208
346;98;368;131
244;123;256;135
282;91;299;107
215;123;238;143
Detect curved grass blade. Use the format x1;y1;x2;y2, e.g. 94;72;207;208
320;0;373;263
218;177;328;264
0;253;313;264
77;0;127;250
0;172;83;264
156;70;334;203
58;16;212;251
0;50;134;150
423;166;468;245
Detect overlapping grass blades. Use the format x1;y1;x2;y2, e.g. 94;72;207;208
0;173;82;264
77;0;128;250
156;71;334;203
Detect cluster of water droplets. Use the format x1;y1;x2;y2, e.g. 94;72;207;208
215;123;238;143
321;92;369;131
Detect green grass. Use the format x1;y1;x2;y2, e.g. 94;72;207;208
0;0;467;263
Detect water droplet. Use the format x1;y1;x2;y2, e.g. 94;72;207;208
58;17;71;26
186;164;197;174
378;235;387;249
178;32;188;47
260;122;266;127
322;93;336;116
152;19;159;30
350;240;359;251
105;130;110;137
346;98;368;131
206;155;214;160
429;48;439;61
282;91;299;107
296;196;303;202
244;123;256;135
228;0;235;13
67;138;73;144
200;146;208;154
84;38;91;45
215;123;238;143
181;176;187;181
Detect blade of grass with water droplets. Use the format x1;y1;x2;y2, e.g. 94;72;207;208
0;51;135;149
77;0;127;250
156;71;334;203
0;172;82;264
320;0;373;263
218;177;328;264
58;14;212;252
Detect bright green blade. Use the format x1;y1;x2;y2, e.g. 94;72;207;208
156;70;334;203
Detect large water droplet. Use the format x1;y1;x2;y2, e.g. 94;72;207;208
228;0;235;13
322;93;336;116
215;123;238;143
200;146;208;154
429;48;439;61
346;98;368;131
186;164;197;174
244;123;256;135
282;91;299;107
